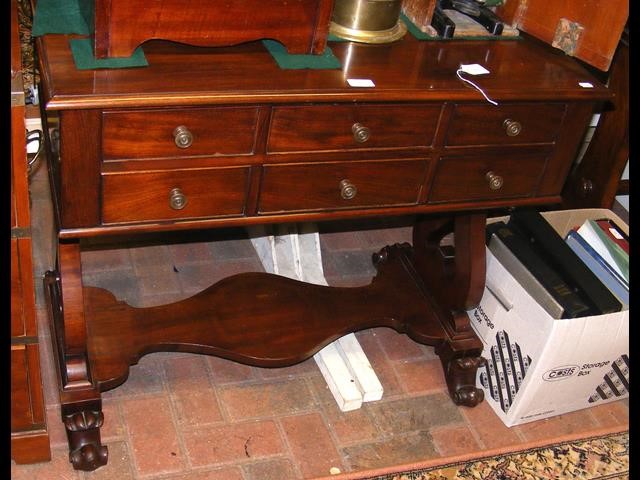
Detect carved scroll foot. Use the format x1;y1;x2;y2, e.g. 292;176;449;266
436;342;485;407
63;407;108;471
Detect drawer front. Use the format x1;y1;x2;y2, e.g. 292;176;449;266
103;107;260;160
268;104;441;153
429;153;547;202
11;344;45;432
445;104;566;146
102;167;249;223
259;159;428;213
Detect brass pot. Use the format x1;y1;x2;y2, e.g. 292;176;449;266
330;0;407;44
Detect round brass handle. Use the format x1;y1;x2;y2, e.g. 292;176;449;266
352;123;370;143
169;187;188;210
485;171;504;190
503;119;522;137
339;179;358;200
173;125;194;148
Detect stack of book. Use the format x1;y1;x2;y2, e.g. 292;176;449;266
487;209;629;319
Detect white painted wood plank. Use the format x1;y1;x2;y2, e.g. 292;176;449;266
336;335;384;402
290;224;383;401
246;223;383;410
314;343;363;411
248;225;277;274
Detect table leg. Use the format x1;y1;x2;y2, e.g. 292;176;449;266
44;242;108;471
411;213;487;406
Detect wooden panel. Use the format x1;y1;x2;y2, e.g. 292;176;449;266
494;0;627;71
11;0;50;464
11;168;17;228
429;152;547;202
12;93;29;228
102;167;250;223
59;110;102;227
401;0;437;33
11;238;37;338
268;104;441;153
94;0;334;57
11;345;46;431
11;431;51;465
11;238;24;337
258;159;428;213
562;32;629;208
445;104;566;147
103;107;260;160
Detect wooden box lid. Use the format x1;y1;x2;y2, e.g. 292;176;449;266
494;0;628;71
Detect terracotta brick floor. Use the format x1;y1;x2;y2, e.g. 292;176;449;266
12;164;628;479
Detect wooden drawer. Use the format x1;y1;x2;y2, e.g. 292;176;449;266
11;344;46;432
267;104;441;153
102;167;250;223
103;107;260;160
429;152;547;202
445;104;566;147
258;159;428;213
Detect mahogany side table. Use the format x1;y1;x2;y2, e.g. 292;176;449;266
36;33;610;470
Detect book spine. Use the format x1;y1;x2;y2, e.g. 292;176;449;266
508;210;622;314
595;219;629;254
486;222;592;318
565;231;629;308
488;234;565;319
587;219;629;283
576;228;628;289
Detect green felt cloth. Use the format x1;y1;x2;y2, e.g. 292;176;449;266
31;0;148;68
70;38;148;69
261;40;341;69
32;0;93;36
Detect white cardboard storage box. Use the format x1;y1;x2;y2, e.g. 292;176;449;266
468;209;629;426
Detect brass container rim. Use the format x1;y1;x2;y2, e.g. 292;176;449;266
329;19;407;44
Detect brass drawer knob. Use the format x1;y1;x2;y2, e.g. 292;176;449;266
339;179;358;200
173;125;194;148
503;119;522;137
352;123;370;143
485;171;504;190
169;187;188;210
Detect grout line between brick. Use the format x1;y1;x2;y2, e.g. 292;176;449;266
162;357;197;475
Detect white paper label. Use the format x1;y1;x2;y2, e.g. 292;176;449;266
609;227;624;240
347;78;375;87
579;82;594;88
459;64;490;75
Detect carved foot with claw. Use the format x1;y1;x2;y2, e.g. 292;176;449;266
64;410;109;471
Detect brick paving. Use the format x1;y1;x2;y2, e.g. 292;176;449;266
11;165;629;479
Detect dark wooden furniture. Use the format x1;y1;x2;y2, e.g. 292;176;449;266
93;0;335;58
562;26;629;209
11;0;51;465
37;32;610;471
494;0;628;72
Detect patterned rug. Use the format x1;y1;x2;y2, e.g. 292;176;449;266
360;431;629;480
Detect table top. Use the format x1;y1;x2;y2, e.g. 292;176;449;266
38;33;611;110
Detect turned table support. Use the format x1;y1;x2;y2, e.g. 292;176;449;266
44;242;108;471
411;212;487;406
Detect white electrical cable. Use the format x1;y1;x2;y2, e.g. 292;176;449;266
456;68;498;106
